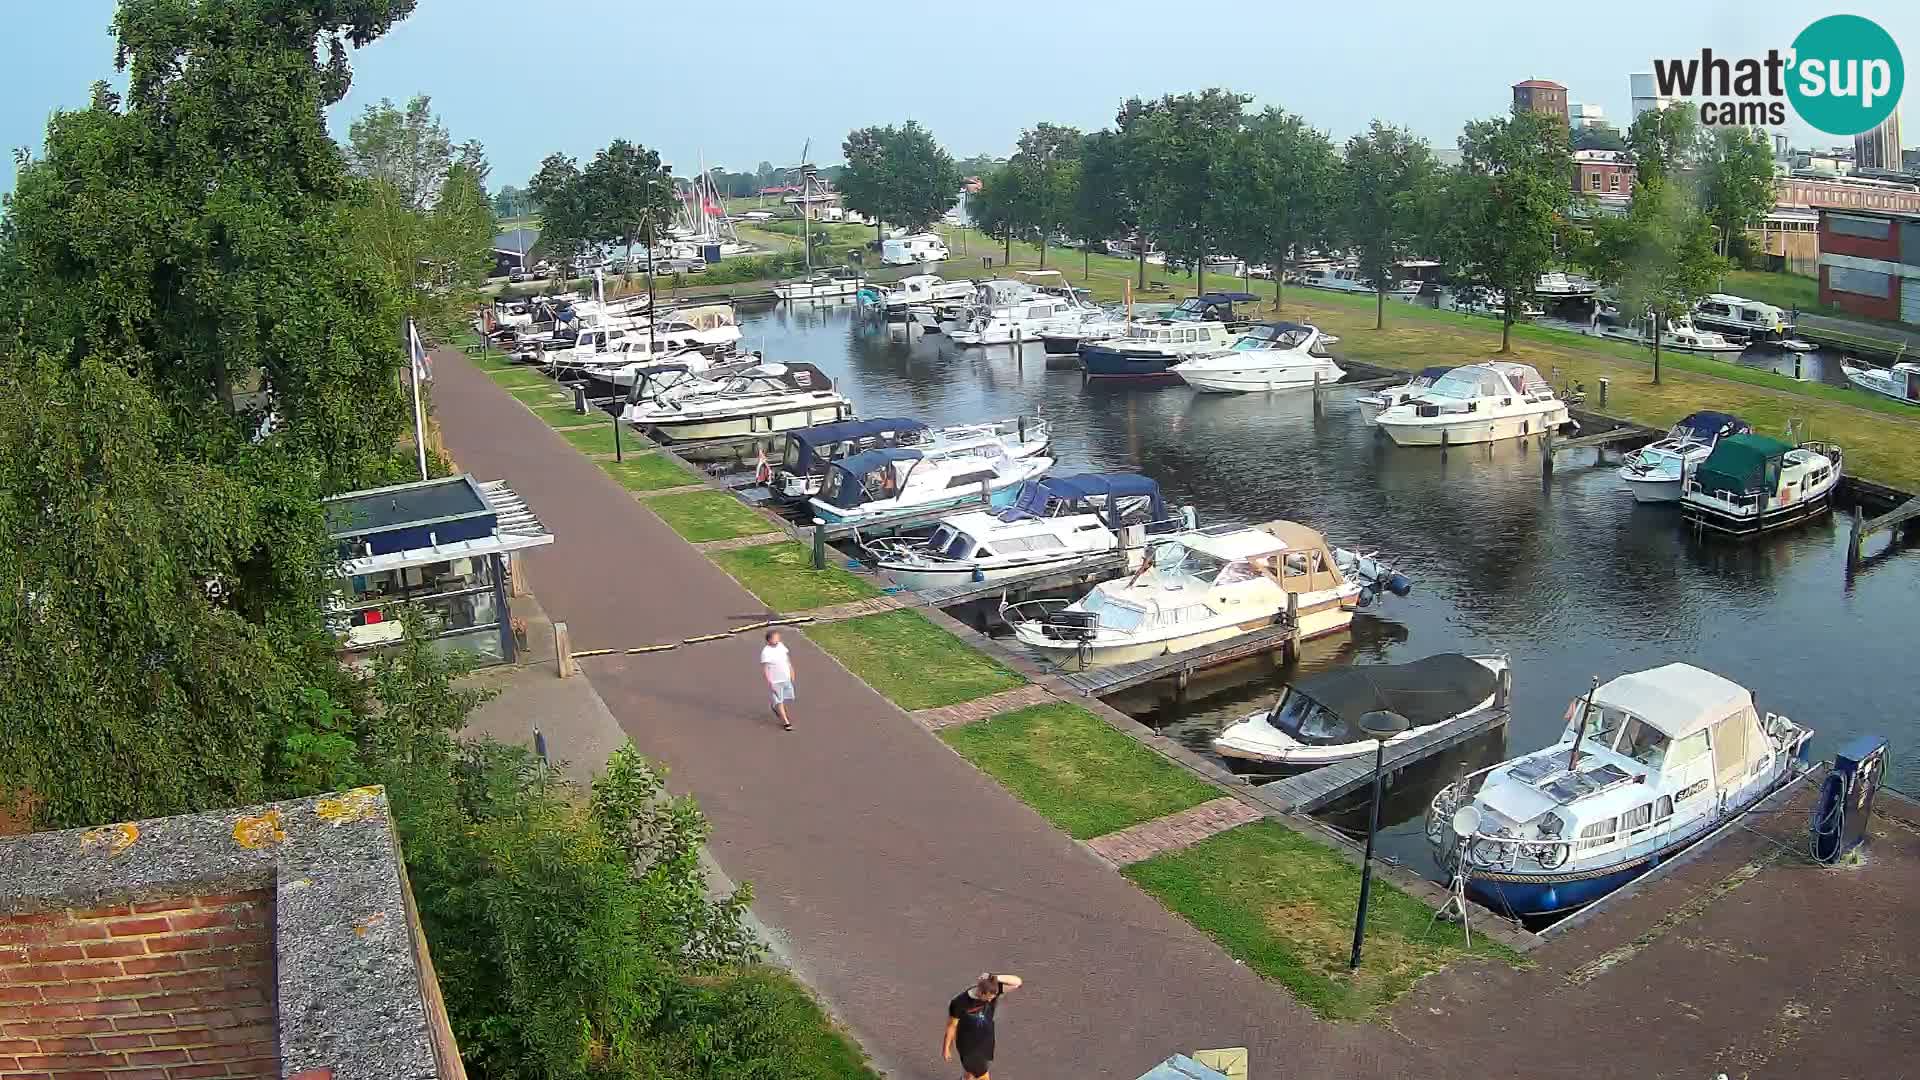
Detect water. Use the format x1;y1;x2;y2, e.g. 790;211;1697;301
739;302;1920;877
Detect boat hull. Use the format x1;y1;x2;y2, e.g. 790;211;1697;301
1680;490;1833;537
1080;346;1184;382
877;550;1105;592
1013;604;1353;668
1175;361;1345;394
1619;472;1683;503
1377;406;1569;446
808;468;1041;526
639;401;853;443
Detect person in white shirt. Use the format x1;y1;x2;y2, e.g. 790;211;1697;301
761;629;795;731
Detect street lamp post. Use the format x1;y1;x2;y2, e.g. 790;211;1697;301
1350;709;1413;971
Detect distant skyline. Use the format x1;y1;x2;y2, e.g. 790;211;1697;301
3;1;1915;196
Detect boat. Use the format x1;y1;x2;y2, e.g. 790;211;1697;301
1374;362;1572;447
1840;359;1920;405
623;362;853;442
1296;265;1375;294
807;444;1054;526
872;274;976;316
1355;366;1452;423
947;271;1097;346
1534;271;1599;299
774;267;865;301
1616;411;1752;504
1426;664;1814;918
1213;653;1508;771
1079;293;1259;382
1449;286;1544;320
1601;314;1745;355
863;473;1175;591
1691;293;1793;340
1679;434;1843;536
1036;304;1177;355
772;415;1051;501
1001;520;1411;668
1170;322;1346;393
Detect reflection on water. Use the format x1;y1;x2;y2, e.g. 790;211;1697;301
741;305;1920;877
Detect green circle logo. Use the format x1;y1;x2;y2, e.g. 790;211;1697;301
1788;15;1904;136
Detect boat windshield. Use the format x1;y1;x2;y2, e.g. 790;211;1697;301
940;529;977;560
1614;717;1671;767
1267;687;1350;745
1149;543;1231;585
1230;325;1311;351
1423;369;1495;400
1081;589;1148;632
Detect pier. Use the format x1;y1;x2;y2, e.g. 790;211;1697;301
1793;312;1916;362
913;552;1130;608
1847;494;1920;571
1254;708;1509;813
1054;621;1301;697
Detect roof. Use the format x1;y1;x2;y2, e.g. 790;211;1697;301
1197;291;1260;303
1183;520;1327;561
831;447;924;476
789;417;927;450
1515;78;1567;89
1591;663;1752;737
1256;519;1333;553
335;479;554;576
493;226;541;253
1291;654;1498;729
1038;473;1163;502
1674;411;1749;440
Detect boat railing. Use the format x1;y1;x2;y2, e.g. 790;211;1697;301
998;595;1073;627
1683;479;1763;511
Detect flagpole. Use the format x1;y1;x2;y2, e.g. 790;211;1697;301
409;319;429;481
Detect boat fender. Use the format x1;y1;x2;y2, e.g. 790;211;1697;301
1386;572;1413;597
972;566;986;583
1356;587;1376;609
1495;666;1512;709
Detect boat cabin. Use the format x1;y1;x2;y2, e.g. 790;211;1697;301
1228;322;1334;355
1409;362;1551;413
995;473;1168;530
781;418;930;481
1168;292;1259;325
1688;434;1835;506
817;445;1011;512
1694;293;1789;335
1261;654;1497;749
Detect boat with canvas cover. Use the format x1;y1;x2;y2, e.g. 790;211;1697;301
622;362;852;442
1616;411;1751;504
864;474;1173;591
1373;362;1572;446
1214;653;1509;770
1426;664;1813;917
1679;433;1842;536
807;444;1054;526
1001;520;1411;668
1170;322;1345;393
771;415;1051;500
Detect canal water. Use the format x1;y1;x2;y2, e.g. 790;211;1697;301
736;302;1919;878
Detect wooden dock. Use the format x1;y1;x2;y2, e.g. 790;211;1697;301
1257;707;1511;814
914;553;1130;608
1054;621;1300;697
1794;314;1916;363
1540;421;1659;483
1847;495;1920;571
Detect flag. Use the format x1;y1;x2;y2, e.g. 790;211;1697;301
408;318;432;382
754;444;773;485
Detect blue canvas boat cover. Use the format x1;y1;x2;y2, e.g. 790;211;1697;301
786;418;928;472
1674;411;1750;441
997;473;1165;527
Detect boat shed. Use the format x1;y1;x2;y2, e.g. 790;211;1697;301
324;474;554;664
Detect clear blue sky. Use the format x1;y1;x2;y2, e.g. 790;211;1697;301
3;1;1915;195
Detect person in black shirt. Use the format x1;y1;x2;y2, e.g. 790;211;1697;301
943;971;1023;1079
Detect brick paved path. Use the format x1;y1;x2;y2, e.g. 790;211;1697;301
432;350;1415;1080
1085;798;1266;867
912;684;1059;731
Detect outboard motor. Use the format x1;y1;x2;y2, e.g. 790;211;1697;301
1384;572;1414;598
1811;736;1886;865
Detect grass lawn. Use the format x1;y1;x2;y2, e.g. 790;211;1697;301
1125;822;1520;1020
533;405;607;429
940;702;1218;839
509;384;572;408
487;366;553;389
937;225;1920;490
600;453;698;492
557;422;630;456
805;610;1023;711
711;541;881;612
643;491;776;542
663;967;879;1079
1723;268;1819;313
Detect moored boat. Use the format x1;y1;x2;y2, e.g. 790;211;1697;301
623;362;853;442
1426;664;1814;918
1616;411;1752;504
772;416;1051;501
1679;434;1842;536
1840;359;1920;405
1355;366;1452;423
1170;322;1345;393
807;444;1054;526
1374;362;1572;447
1078;293;1258;381
774;268;865;301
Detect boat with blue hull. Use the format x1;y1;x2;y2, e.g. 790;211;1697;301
808;445;1053;526
1079;293;1257;382
1426;664;1813;919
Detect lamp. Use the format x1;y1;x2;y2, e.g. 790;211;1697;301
1350;709;1412;970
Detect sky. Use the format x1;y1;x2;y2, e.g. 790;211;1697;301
3;1;1916;196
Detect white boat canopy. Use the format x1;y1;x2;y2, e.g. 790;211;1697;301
1589;663;1752;739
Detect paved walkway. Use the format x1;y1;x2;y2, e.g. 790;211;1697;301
1085;798;1266;868
432;350;1414;1080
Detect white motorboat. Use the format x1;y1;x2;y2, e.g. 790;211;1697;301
1841;359;1920;405
948;292;1095;346
1374;362;1572;447
1078;293;1260;381
1449;286;1544;320
1691;293;1793;340
1680;434;1842;537
1355;366;1452;423
1214;653;1508;770
807;444;1053;526
1002;521;1411;668
1601;314;1745;355
1036;305;1175;355
772;415;1051;501
1426;664;1813;917
774;268;865;301
1295;265;1374;294
873;274;975;316
1616;411;1751;504
1171;322;1345;393
623;362;853;442
864;474;1174;591
1534;271;1599;299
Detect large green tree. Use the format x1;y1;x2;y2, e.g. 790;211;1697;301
1117;89;1248;294
1005;123;1082;268
346;93;485;211
1627;105;1702;184
1696;125;1777;261
970;165;1029;266
1220;107;1338;311
838;125;891;242
524;141;676;270
1069;129;1136;282
837;122;963;238
1438;108;1571;351
1592;175;1725;384
1339;122;1437;329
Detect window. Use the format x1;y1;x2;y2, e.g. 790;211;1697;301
1669;729;1711;768
945;470;997;489
1081;590;1146;632
1578;705;1624;747
1828;266;1892;298
1622;803;1654;834
1282;552;1309;577
1578;818;1618;851
1654;796;1674;822
1608;173;1621;192
1829;213;1890;239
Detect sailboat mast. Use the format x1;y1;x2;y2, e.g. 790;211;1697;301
1566;676;1601;772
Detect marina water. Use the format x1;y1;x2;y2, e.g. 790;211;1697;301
739;302;1917;876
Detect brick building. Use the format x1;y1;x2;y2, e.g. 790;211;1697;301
1513;79;1569;126
1573;149;1636;198
1816;207;1920;323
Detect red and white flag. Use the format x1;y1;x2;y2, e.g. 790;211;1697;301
754;444;773;485
408;318;432;382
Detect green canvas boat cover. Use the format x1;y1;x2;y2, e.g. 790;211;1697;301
1693;433;1791;495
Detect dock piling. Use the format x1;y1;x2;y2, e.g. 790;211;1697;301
1312;371;1323;417
1848;504;1864;573
554;621;578;678
1542;430;1555;485
1597;378;1609;409
812;521;827;570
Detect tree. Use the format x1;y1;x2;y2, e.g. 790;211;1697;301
347;94;461;211
1005;123;1082;268
1339;122;1437;329
839;125;889;241
1438;108;1571;351
1572;125;1630;153
1696;125;1777;261
1627;106;1702;185
584;139;677;260
1220;108;1337;312
1592;175;1725;384
1117;89;1249;294
970;165;1028;265
1070;130;1136;282
527;152;590;261
880;121;963;232
493;183;532;219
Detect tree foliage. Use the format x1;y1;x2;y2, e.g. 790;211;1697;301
837;121;964;233
1219;107;1338;310
1070;129;1135;255
346;94;483;211
1117;89;1248;288
1696;125;1777;260
1339;121;1436;328
1592;175;1725;384
1004;123;1082;266
526;140;676;261
1434;108;1571;351
1627;106;1701;185
970;165;1028;264
1572;125;1630;153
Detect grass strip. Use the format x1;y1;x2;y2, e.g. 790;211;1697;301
488;366;553;389
652;966;881;1079
804;609;1023;711
941;702;1218;839
1125;822;1519;1021
557;422;629;456
710;542;881;612
644;491;776;542
534;406;607;429
600;453;699;492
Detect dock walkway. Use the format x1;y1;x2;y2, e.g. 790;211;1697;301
1256;708;1510;813
1055;623;1300;697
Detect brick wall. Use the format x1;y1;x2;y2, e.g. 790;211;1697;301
0;891;277;1080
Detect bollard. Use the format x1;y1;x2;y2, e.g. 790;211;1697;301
554;621;578;678
613;411;624;462
1597;378;1609;409
1439;428;1450;458
573;384;588;414
533;727;550;765
812;521;827;570
1542;430;1555;484
1312;370;1323;417
1794;353;1803;381
1848;504;1864;572
1018;415;1026;446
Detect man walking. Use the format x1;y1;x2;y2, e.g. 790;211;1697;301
761;629;795;731
943;972;1022;1079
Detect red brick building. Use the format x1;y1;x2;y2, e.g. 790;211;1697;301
1573;149;1636;198
1513;79;1569;126
1815;207;1920;323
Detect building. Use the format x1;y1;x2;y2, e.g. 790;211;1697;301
1854;111;1903;171
1753;206;1821;275
1573;149;1636;198
1815;206;1920;323
1;789;462;1080
1629;72;1674;123
1569;102;1607;129
1513;79;1569;125
493;226;541;276
325;474;554;665
1778;173;1920;214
